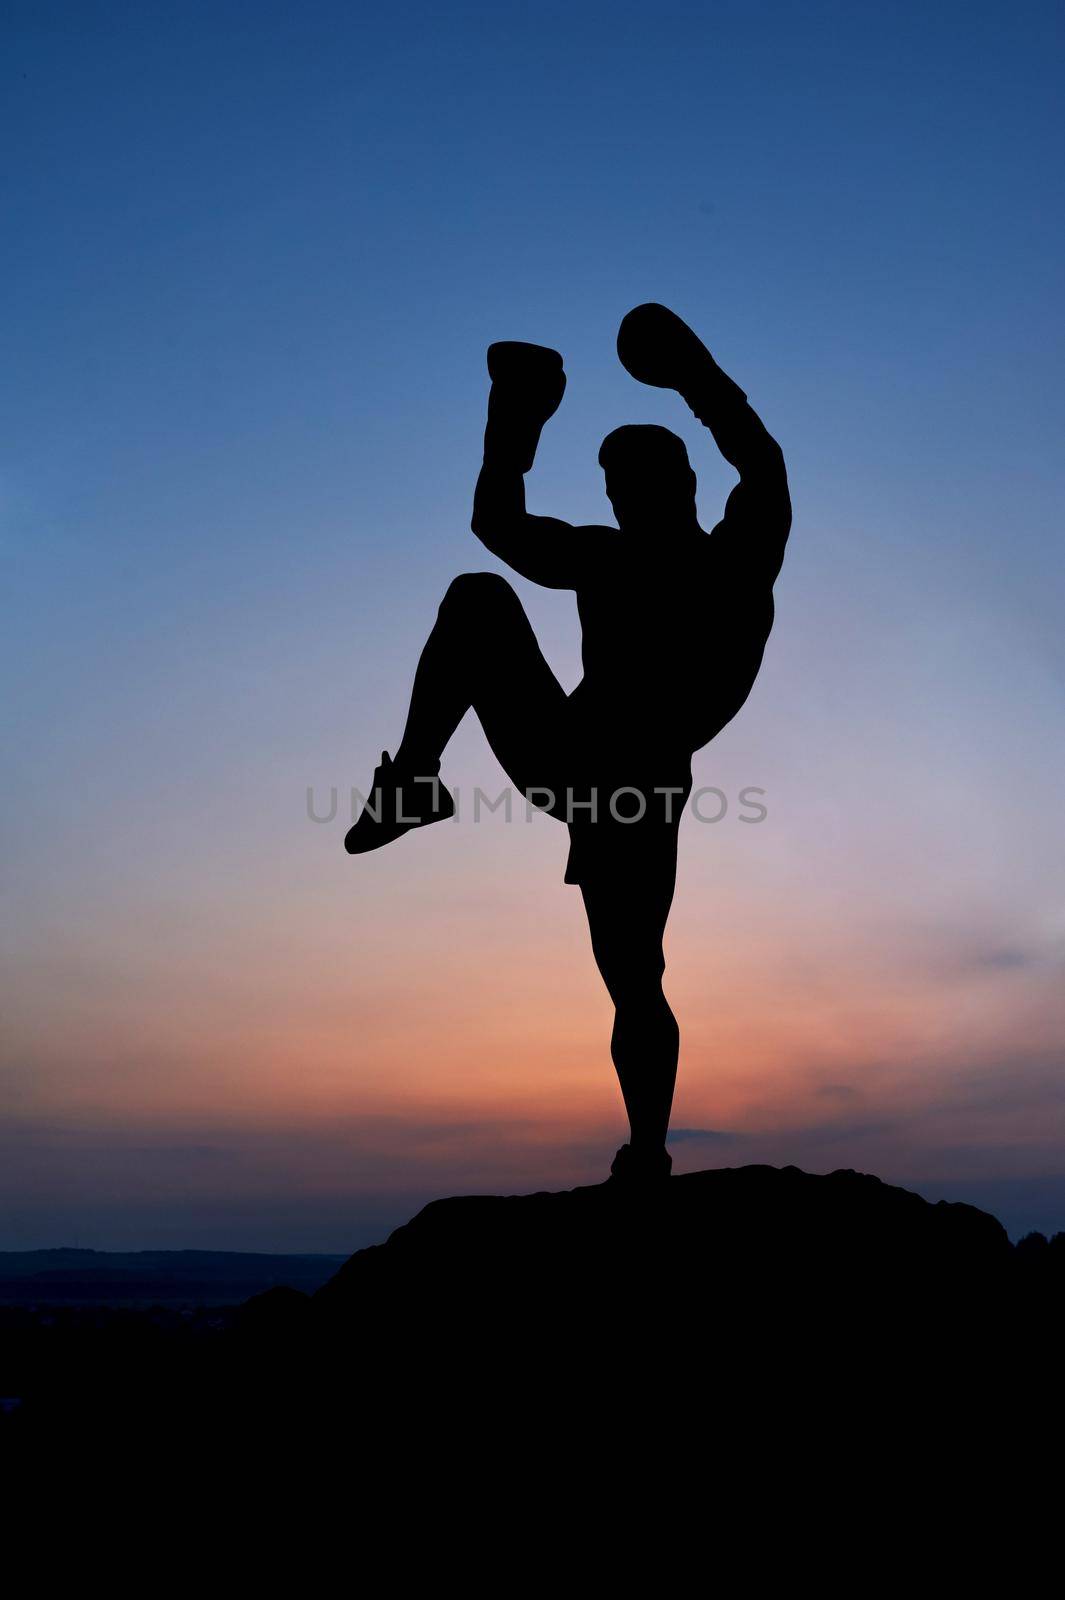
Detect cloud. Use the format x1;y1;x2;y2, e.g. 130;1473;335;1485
974;946;1036;971
666;1128;736;1144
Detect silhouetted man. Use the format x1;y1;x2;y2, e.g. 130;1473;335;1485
346;304;791;1181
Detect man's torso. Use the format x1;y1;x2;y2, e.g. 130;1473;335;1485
571;526;775;760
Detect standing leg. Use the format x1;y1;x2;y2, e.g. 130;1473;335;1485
579;858;680;1176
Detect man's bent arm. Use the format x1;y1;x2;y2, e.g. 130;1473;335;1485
472;345;605;588
471;459;583;588
682;360;792;583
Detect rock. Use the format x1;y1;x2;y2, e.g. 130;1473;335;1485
289;1165;1027;1428
315;1164;1010;1321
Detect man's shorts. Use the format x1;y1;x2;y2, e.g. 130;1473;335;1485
561;773;693;888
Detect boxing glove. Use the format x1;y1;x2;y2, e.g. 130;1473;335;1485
484;341;566;472
617;302;748;445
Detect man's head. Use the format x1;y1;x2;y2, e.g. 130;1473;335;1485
598;424;697;533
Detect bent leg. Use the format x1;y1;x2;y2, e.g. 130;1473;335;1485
579;860;680;1156
349;574;566;855
397;572;567;795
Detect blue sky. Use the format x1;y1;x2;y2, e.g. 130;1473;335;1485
3;1;1064;1248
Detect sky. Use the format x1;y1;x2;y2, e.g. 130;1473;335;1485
3;0;1063;1249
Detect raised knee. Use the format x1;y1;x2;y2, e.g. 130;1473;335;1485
441;571;517;615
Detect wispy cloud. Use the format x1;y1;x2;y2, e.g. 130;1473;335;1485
667;1128;736;1144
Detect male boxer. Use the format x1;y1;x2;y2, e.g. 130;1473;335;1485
345;305;791;1181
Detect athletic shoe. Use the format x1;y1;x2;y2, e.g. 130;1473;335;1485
608;1142;673;1184
344;752;454;855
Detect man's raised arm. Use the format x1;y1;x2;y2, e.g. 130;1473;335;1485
471;342;596;590
682;353;791;583
618;304;792;583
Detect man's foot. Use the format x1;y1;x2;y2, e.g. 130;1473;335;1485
344;752;454;855
608;1143;673;1184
